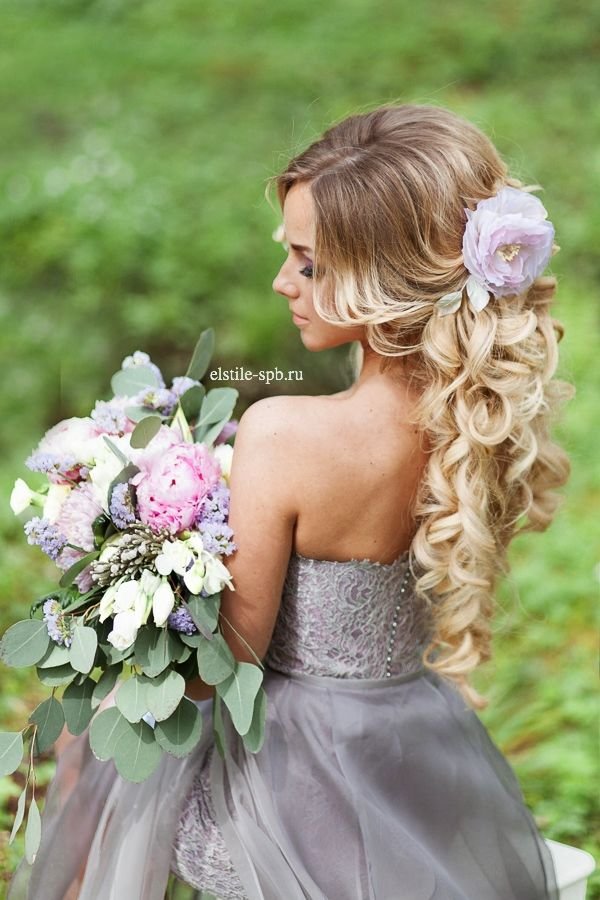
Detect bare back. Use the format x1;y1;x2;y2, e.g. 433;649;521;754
287;381;429;565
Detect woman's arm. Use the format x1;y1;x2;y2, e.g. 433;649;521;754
185;398;298;700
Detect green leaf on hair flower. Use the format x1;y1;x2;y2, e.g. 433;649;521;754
435;290;463;316
0;619;51;668
29;696;65;754
111;364;160;398
129;414;163;449
0;732;24;776
155;697;203;757
186;328;215;382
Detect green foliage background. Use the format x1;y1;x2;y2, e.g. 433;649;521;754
0;0;598;894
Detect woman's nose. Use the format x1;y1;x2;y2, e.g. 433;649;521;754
272;266;300;299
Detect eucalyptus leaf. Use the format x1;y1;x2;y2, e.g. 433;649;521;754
212;694;226;758
171;404;193;443
184;593;220;639
196;633;235;685
37;664;78;686
0;732;24;776
216;661;264;736
179;384;205;423
202;414;234;447
134;626;179;677
106;463;140;513
196;388;237;428
154;697;203;757
92;663;122;708
102;435;131;466
89;706;131;761
24;797;41;864
145;669;185;722
111;364;160;397
124;405;157;423
241;686;267;754
69;625;98;674
113;719;163;782
58;551;100;589
100;641;134;666
62;677;95;735
129;415;163;449
186;328;215;382
9;785;27;844
29;696;65;754
36;640;72;669
0;620;51;668
116;675;149;723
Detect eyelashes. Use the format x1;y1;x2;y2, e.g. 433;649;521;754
299;264;314;279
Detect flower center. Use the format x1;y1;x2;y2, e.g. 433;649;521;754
497;243;521;262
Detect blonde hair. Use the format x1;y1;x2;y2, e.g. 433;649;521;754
274;104;573;710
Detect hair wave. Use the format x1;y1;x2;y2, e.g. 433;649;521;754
273;104;573;709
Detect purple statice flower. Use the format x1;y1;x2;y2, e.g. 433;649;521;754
91;398;132;434
196;484;230;525
26;451;79;480
167;604;198;635
43;598;74;647
196;521;237;556
215;419;238;445
121;351;165;388
24;517;68;561
109;481;137;528
171;376;201;399
133;386;178;417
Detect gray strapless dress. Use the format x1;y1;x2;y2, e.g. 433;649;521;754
8;552;559;900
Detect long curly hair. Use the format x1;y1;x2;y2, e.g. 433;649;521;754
274;104;574;710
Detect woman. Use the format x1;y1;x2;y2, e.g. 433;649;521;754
10;103;570;899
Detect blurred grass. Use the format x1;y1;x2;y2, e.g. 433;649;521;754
0;0;598;893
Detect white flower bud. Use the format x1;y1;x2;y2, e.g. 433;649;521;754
152;580;175;627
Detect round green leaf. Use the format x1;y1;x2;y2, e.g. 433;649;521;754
197;388;237;427
129;415;163;449
216;661;264;736
134;626;179;677
37;642;72;668
196;634;235;685
29;696;65;754
25;797;41;864
0;732;24;776
184;593;220;639
154;697;203;758
111;364;160;397
0;620;51;667
242;686;268;754
37;664;78;686
179;384;205;423
69;625;98;674
89;706;131;761
145;670;185;722
113;719;163;782
91;663;122;709
116;675;149;723
62;677;95;735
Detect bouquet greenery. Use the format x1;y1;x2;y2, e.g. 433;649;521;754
0;328;266;865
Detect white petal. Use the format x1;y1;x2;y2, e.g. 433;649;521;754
152;581;175;627
10;479;36;515
465;276;490;312
183;561;205;595
435;291;463;317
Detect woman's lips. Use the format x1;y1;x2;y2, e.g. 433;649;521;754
292;312;309;325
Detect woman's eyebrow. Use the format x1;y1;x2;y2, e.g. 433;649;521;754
289;242;313;254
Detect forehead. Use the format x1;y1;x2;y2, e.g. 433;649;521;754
283;182;315;239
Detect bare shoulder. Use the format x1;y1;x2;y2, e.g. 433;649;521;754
236;394;329;442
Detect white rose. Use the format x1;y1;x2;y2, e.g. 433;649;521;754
155;540;194;577
107;609;139;651
10;479;44;515
43;484;72;523
152;580;175;627
213;444;233;481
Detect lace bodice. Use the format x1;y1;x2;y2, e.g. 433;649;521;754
264;551;433;679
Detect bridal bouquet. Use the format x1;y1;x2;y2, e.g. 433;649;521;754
0;328;266;864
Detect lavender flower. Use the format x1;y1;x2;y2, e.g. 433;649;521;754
91;399;131;434
171;376;201;399
196;521;237;556
109;482;137;528
26;451;78;479
121;351;165;388
167;605;198;635
133;386;178;417
43;598;74;647
196;485;230;525
24;517;68;561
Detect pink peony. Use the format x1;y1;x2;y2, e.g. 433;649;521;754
35;416;103;484
54;481;104;592
462;186;555;298
132;442;222;535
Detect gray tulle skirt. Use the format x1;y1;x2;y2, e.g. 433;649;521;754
8;665;558;900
